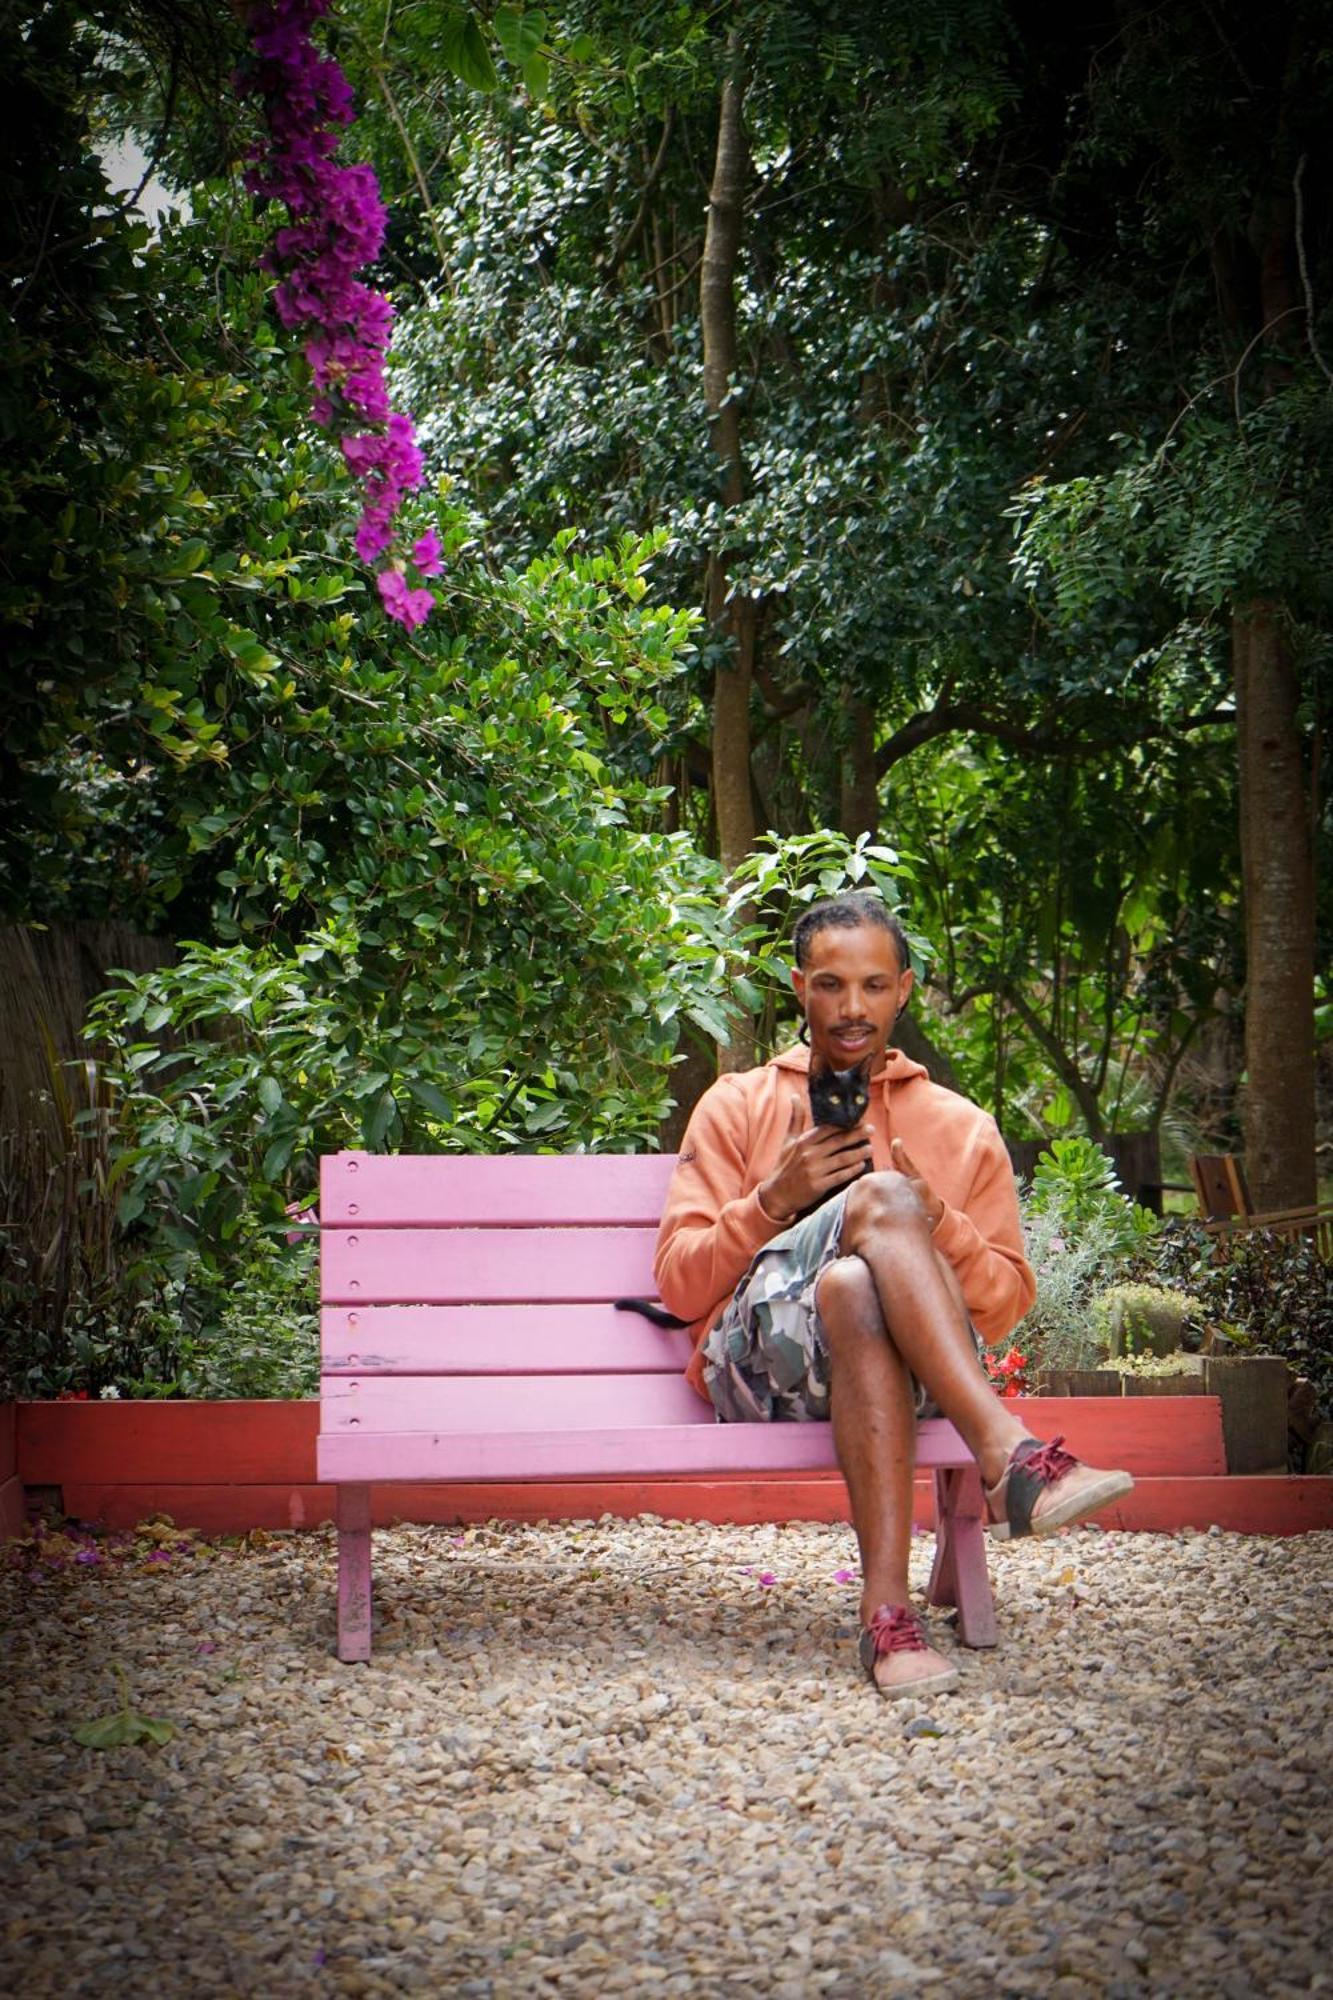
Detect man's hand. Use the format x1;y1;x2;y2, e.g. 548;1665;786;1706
890;1137;945;1230
759;1095;873;1225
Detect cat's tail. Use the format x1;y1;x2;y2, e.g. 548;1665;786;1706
614;1297;689;1330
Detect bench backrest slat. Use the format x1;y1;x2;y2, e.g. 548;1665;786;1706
320;1150;678;1228
321;1225;659;1306
321;1303;691;1375
322;1371;710;1432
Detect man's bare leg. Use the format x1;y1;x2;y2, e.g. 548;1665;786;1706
838;1171;1134;1534
817;1256;958;1695
837;1172;1028;1489
818;1257;917;1617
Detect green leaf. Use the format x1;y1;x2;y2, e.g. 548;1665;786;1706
363;1087;397;1149
258;1075;283;1115
159;539;208;579
685;1000;734;1044
440;10;499;91
494;3;544;65
522;50;550;99
74;1713;139;1749
407;1078;455;1122
74;1666;175;1750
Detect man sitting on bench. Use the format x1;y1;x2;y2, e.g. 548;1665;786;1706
653;892;1133;1698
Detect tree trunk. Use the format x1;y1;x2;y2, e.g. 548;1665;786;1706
838;695;880;840
702;47;755;1071
1205;124;1317;1208
1232;602;1317;1208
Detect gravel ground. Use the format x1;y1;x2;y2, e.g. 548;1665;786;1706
2;1515;1331;1999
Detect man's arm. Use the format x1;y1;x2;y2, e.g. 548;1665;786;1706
652;1080;789;1324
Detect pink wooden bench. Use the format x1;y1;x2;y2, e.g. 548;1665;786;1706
317;1150;997;1662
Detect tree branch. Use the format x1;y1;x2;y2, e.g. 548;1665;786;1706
875;698;1233;778
1293;154;1333;387
603;109;676;279
364;51;452;283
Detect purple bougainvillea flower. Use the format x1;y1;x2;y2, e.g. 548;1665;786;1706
75;1550;102;1565
412;530;443;576
376;568;433;632
833;1568;859;1584
241;0;433;625
757;1571;777;1587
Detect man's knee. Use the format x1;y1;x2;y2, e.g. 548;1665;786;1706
843;1169;927;1237
815;1255;881;1338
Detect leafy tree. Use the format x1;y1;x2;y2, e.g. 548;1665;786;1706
998;0;1333;1202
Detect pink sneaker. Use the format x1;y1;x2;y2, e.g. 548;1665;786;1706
858;1603;959;1699
985;1435;1133;1540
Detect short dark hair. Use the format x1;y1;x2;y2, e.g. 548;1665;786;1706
792;892;911;974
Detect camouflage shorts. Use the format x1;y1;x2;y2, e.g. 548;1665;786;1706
702;1191;974;1424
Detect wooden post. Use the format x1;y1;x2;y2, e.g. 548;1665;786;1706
1202;1356;1290;1476
927;1465;996;1648
335;1483;373;1663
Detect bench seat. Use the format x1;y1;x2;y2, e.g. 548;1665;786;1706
317;1150;996;1662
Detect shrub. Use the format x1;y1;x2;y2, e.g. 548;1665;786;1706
1015;1137;1160;1373
134;1231;319;1401
1135;1222;1333;1420
1091;1281;1203;1358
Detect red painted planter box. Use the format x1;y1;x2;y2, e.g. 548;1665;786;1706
0;1401;23;1539
9;1396;1333;1537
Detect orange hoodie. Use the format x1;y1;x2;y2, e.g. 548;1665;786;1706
653;1043;1036;1399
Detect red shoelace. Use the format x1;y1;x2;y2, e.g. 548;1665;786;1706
1017;1434;1079;1484
863;1603;928;1658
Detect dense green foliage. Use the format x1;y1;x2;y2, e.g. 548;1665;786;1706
2;0;1330;1393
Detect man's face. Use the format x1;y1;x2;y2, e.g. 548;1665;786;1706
791;923;913;1072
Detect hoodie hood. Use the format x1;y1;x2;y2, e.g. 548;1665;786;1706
769;1042;931;1093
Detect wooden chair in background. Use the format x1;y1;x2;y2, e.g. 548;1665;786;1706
1189;1154;1333;1257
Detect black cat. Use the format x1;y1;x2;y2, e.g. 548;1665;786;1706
808;1061;871;1131
794;1058;874;1216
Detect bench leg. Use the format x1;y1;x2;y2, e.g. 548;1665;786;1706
335;1483;373;1663
927;1465;997;1649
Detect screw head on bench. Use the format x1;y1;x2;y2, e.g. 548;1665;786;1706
347;1236;358;1247
348;1355;359;1367
347;1203;359;1216
346;1159;359;1172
